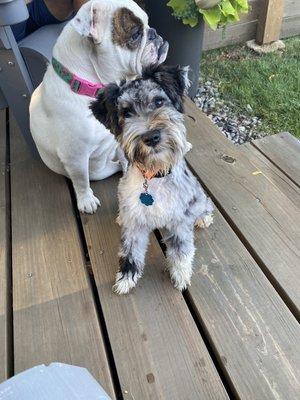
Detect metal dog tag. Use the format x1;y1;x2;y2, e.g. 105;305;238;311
140;192;154;206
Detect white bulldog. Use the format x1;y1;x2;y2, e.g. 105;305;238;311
30;0;168;213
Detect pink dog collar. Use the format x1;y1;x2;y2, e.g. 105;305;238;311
52;57;105;98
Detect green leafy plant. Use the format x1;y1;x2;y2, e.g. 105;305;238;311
167;0;249;30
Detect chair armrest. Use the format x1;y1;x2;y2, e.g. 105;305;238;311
0;0;29;27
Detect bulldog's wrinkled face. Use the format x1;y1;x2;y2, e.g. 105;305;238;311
72;0;168;80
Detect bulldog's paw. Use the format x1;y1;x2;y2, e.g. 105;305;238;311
77;190;100;214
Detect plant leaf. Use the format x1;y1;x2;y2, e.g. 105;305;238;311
221;0;240;23
167;0;187;15
234;0;249;12
167;0;199;27
183;16;199;27
199;6;222;30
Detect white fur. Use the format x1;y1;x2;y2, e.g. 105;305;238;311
168;253;194;291
117;161;213;293
195;214;214;229
113;271;141;294
30;0;164;213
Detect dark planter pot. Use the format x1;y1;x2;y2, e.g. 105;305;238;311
144;0;204;98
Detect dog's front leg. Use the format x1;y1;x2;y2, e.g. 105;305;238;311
60;151;100;214
165;225;195;291
113;226;150;295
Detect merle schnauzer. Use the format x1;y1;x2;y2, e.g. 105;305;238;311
91;64;213;294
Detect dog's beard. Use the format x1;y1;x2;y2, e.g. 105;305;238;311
121;116;187;175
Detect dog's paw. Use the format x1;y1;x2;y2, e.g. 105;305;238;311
77;190;100;214
195;214;214;229
113;271;140;295
169;268;192;292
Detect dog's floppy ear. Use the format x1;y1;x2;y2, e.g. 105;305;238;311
143;64;190;113
72;1;107;42
90;84;121;136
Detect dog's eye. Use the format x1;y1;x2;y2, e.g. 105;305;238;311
131;28;141;42
154;97;165;108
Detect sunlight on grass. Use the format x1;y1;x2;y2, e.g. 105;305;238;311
201;37;300;137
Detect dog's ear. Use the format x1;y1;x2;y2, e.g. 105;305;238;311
90;84;121;136
143;65;190;113
72;2;109;42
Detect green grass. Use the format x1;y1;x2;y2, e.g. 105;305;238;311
200;36;300;137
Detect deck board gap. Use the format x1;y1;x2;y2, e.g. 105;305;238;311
66;179;124;400
153;230;238;400
251;141;300;189
184;293;239;400
186;160;300;321
5;109;14;378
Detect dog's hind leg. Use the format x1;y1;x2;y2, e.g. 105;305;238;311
113;226;150;295
58;150;100;214
165;224;195;291
89;159;121;180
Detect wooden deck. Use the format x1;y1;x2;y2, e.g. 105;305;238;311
0;100;299;399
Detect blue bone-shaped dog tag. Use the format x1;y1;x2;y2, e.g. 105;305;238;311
140;192;154;206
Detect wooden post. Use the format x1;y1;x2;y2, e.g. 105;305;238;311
256;0;285;45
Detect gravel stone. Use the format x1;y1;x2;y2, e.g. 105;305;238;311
194;79;266;144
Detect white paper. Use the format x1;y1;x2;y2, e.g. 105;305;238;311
0;363;112;400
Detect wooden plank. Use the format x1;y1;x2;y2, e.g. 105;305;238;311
203;0;259;50
204;0;260;30
10;119;115;397
252;133;300;188
256;0;285;44
203;21;257;50
188;208;300;399
194;0;299;50
185;99;300;317
284;0;300;17
281;15;300;38
241;142;300;208
0;109;8;382
81;175;229;400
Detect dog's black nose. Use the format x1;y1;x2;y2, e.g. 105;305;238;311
148;28;158;41
142;130;161;147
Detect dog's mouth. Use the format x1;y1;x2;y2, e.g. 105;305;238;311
128;137;178;175
142;28;169;66
157;41;169;64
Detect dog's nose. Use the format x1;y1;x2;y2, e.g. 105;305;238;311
148;28;158;41
142;130;161;147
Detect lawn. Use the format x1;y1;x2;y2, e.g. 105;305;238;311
200;36;300;138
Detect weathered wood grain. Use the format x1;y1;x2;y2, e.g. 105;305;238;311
284;0;300;17
0;109;8;383
203;0;259;50
202;0;300;50
81;175;229;400
188;208;300;399
241;142;300;208
256;0;285;44
185;99;300;317
252;133;300;188
9;119;115;397
281;15;300;38
203;21;258;51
